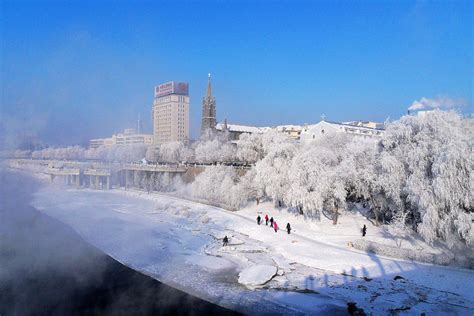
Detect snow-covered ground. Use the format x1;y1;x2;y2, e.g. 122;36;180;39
31;183;474;315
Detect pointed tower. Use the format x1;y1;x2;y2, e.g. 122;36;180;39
201;73;216;135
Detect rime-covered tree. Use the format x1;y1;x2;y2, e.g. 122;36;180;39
379;110;473;247
236;133;264;164
194;134;236;163
191;165;246;210
286;134;350;224
255;131;296;207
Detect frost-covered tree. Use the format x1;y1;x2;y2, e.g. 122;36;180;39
255;131;296;207
159;141;187;163
191;165;247;210
133;171;143;188
145;146;158;162
236;133;264;164
194;134;236;163
150;172;160;191
239;168;265;204
379;110;473;247
387;211;411;248
286;134;350;224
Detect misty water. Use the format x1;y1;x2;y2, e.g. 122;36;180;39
0;169;239;316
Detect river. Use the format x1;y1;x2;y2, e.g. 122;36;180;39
0;169;239;315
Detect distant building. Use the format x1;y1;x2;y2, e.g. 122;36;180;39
274;125;303;140
300;120;384;144
201;74;216;135
215;118;384;143
216;121;263;141
90;128;154;148
152;81;189;144
342;120;384;130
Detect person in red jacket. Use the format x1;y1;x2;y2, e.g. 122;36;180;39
273;221;278;233
265;214;269;225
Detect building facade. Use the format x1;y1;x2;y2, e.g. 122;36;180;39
90;128;153;148
201;74;216;135
300;120;384;144
215;119;384;144
152;81;189;144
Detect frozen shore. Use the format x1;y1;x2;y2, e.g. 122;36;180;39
29;178;474;315
0;169;237;316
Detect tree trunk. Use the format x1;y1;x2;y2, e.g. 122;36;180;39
256;197;260;205
332;209;339;225
374;209;380;226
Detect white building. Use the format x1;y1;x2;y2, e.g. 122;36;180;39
215;119;384;144
342;120;384;129
152;81;189;144
300;120;384;144
90;128;153;148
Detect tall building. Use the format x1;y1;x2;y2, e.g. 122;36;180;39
201;74;216;135
152;81;189;144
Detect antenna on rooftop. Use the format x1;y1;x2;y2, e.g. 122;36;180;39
137;114;142;134
321;114;326;121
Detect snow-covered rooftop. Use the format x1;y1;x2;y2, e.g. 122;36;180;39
215;123;263;134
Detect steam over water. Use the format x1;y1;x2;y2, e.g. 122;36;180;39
0;169;239;316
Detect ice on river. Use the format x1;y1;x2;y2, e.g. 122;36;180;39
31;185;474;315
238;265;277;288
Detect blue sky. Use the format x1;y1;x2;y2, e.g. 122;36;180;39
1;0;472;146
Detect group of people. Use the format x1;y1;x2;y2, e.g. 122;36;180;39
223;216;367;247
256;214;291;234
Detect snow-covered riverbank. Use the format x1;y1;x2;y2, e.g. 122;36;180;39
31;183;474;315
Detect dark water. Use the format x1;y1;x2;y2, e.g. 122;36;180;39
0;169;240;316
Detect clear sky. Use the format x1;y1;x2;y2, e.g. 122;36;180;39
1;0;472;146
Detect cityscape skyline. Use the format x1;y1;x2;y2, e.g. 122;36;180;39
1;1;472;147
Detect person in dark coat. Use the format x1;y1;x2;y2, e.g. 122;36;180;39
362;225;367;237
223;235;229;246
270;217;274;227
257;215;261;225
265;214;269;225
286;223;291;234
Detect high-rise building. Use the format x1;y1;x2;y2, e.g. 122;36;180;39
201;74;216;135
152;81;189;144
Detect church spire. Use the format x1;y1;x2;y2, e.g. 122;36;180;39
201;73;217;135
207;73;212;98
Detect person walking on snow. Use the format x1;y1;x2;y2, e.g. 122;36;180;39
223;235;229;246
265;214;269;226
274;221;278;233
257;215;261;225
286;223;291;234
270;217;274;228
362;224;367;237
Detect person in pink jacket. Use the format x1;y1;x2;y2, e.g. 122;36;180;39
273;221;278;233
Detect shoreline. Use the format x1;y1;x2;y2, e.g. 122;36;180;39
7;167;474;315
0;168;239;316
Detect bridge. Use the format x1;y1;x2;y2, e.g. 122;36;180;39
7;159;197;190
